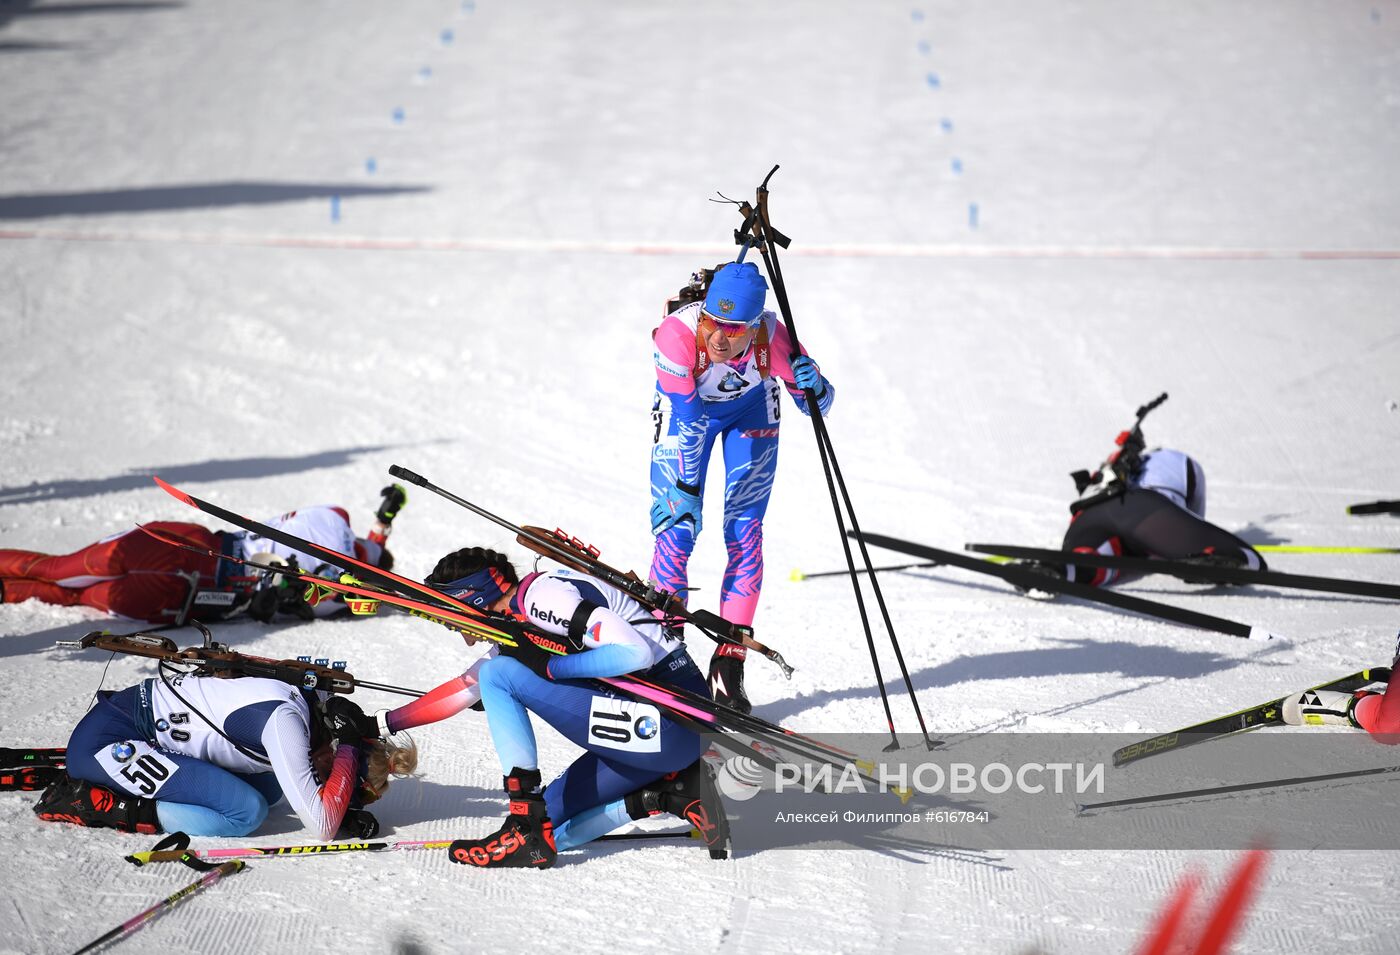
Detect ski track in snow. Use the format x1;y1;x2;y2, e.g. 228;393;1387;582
3;0;1400;952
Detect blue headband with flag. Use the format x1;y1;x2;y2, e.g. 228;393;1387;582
435;566;511;609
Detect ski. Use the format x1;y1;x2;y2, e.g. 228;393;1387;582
1256;544;1400;555
853;532;1271;640
965;543;1400;602
0;746;65;769
387;464;794;677
1112;667;1391;768
153;479;905;798
0;746;66;791
791;554;1013;582
1079;764;1400;813
1348;500;1400;516
127;829;698;866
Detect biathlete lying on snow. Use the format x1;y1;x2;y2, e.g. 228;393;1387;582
648;259;835;714
0;485;406;624
34;675;415;839
373;546;728;869
1027;431;1265;588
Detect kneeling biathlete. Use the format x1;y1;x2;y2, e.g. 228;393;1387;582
36;675;416;840
376;547;728;868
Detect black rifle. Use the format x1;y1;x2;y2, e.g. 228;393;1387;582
1070;392;1169;500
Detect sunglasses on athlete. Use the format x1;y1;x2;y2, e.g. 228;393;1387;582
699;309;760;338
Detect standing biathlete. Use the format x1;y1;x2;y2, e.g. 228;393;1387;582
649;260;834;713
35;675;415;839
373;547;727;869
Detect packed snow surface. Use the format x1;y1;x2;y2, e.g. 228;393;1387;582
2;1;1398;952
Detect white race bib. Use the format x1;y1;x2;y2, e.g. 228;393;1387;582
96;740;181;797
587;697;662;754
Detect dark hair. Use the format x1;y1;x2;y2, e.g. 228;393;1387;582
425;547;517;588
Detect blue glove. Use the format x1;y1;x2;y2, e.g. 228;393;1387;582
650;481;703;536
791;355;823;393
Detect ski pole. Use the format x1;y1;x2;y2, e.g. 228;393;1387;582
127;838;454;866
127;831;697;867
73;859;246;954
738;166;935;751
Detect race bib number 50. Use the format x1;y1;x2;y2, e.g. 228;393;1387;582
95;740;180;797
587;697;662;753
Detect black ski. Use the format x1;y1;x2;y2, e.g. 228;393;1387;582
965;542;1400;602
1112;666;1390;767
1348;500;1400;516
1079;763;1400;813
0;746;65;769
0;747;66;792
854;532;1272;640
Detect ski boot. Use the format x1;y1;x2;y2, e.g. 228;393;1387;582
626;757;731;860
1282;689;1372;727
1179;549;1250;585
1009;560;1065;600
33;774;161;833
449;767;556;869
708;643;751;714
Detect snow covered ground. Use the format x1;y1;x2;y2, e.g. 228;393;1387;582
2;0;1399;951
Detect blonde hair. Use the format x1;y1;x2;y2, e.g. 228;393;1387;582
361;734;419;804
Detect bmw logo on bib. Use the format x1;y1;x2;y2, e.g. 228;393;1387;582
110;741;136;763
155;718;170;733
634;715;659;740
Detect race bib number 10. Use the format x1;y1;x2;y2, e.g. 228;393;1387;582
587;697;662;754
